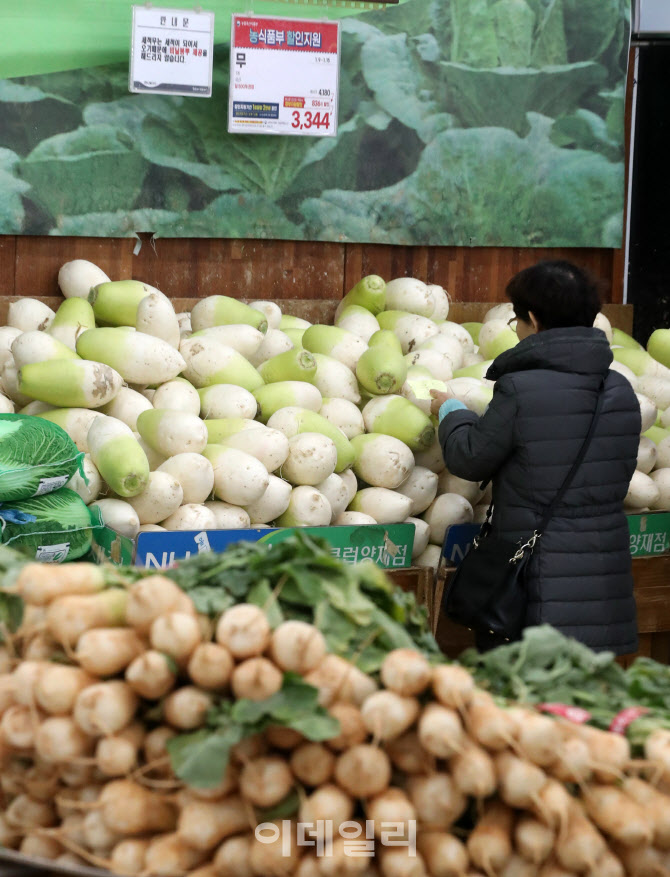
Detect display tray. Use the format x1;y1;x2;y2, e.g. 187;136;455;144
0;848;107;877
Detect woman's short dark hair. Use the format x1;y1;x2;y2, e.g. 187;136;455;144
506;260;601;329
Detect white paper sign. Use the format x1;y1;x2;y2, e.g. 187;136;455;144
228;14;340;137
130;6;214;97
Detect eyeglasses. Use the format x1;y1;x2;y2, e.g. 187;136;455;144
507;316;518;327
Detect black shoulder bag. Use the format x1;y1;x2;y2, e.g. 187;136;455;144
440;378;605;642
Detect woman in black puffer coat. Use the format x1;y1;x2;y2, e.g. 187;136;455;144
432;261;641;655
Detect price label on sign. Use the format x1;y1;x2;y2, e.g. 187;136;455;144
129;6;214;97
228;14;340;137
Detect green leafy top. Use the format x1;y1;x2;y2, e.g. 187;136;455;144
167;673;340;788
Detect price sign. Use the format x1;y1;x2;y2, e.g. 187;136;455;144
228;14;340;137
130;6;214;97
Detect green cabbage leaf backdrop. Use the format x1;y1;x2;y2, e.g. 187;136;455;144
0;0;630;246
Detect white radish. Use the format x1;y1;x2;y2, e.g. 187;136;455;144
269;621;327;674
164;686;213;730
152;379;201;415
396;467;439;515
160;503;218;530
315;473;350;519
205;500;252;528
231;658;283;701
205;445;270;505
199;383;258;420
90;498;140;539
158;453;215;504
189;324;265;359
8;298;55;331
66;454;102;504
58;259;110;298
318;397;365;439
423;493;474;545
126;650;176;699
277;485;332;526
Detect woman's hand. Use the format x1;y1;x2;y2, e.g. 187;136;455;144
430;389;449;417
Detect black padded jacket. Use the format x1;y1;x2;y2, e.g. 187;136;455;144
438;327;641;655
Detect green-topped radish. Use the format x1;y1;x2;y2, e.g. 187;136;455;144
351;433;414;489
180;337;264;390
76;328;185;384
152;378;201;415
253;381;322;422
302;324;368;372
356;329;407;395
362;395;435;451
443;377;494;415
335;304;380;342
277;485;332;526
281;432;338;485
188;324;265;359
19;360;123;408
258;347;317;384
377;310;440;354
312;353;361;404
203;444;269;505
7;298;55;332
248;328;294;367
135;291;180;348
87;416;150;497
335;275;386;319
58;259;110;299
136;408;208;457
100;387;153;431
11;330;80;369
190;295;268;333
88;279;150;325
266;406;355;472
348;487;412;524
199;383;258;420
216;423;290;473
242;476;291;524
250;300;282;329
37;407;103;452
157;453;214;505
384;278;434;318
319;397;365;438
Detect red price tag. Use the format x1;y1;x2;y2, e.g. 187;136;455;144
608;706;650;735
537;703;592;724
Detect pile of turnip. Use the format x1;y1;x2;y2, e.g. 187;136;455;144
2;559;670;877
0;258;664;573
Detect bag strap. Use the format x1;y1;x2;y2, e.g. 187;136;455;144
537;375;606;534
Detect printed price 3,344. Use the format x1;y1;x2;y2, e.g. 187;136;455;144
291;110;331;131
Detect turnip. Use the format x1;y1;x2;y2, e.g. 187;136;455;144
554;804;607;873
187;643;234;691
74;680;138;737
250;820;303;877
332;745;391;800
205;444;270;505
35;716;93;763
5;793;56;831
96;723;144;777
269;620;326;673
450;740;496;799
14;560;101;605
290;742;335;787
248;328;295;367
47;589;128;647
384;732;432;776
407;773;467;829
1;703;37;749
277;485;332;526
514;816;554;866
143;832;208;875
8;298;55;331
126;650;176;699
582;784;652;848
418;703;464;758
109;838;152;876
300;783;355;830
58;259;110;299
216;604;271;658
164;686;213;729
160;503;218;530
126;577;194;633
199;383;258;420
151;378;201;415
180;337;264;390
190;295;268;333
304;654;377;707
212;835;255;877
88;415;150;497
417;832;468;877
495;751;548;812
251;300;282;329
178;797;251;850
325;701;367;751
239;756;294;808
623;776;670;849
366;787;417;842
509;709;562;767
189;323;265;359
312;353;361;404
151;611;202;664
380;649;432;697
75;627;143;677
33;665;93;716
396;467;439;516
466;690;515;750
466;799;513;876
20;833;63;860
232;658;283;701
90;498;141;539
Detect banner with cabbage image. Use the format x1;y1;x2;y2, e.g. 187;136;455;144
0;0;629;247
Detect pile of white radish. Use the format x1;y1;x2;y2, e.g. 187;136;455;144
2;559;670;877
0;259;662;573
